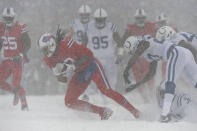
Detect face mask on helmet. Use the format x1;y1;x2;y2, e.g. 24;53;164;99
2;7;16;27
157;20;167;28
95;17;106;29
156;13;167;28
3;16;14;26
93;8;108;29
38;34;57;57
135;16;146;28
80;13;90;24
156;26;176;41
78;5;91;24
124;36;141;55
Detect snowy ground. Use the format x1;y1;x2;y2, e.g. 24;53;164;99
0;91;197;131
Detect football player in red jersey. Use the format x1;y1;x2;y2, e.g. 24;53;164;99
0;7;31;110
38;28;140;120
122;9;157;97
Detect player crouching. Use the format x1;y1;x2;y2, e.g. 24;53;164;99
38;27;140;120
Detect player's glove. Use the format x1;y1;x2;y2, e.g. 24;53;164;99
56;25;67;44
115;48;124;64
123;69;131;84
13;53;23;63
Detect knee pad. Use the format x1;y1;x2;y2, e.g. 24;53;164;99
165;81;176;94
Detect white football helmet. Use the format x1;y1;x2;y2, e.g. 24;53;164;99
38;33;57;57
156;13;167;27
134;9;147;28
2;7;16;27
78;4;92;24
156;26;176;41
124;36;141;55
93;8;108;29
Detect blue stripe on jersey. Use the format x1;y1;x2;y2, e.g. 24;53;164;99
172;48;178;82
111;24;117;32
167;47;178;82
168;50;174;81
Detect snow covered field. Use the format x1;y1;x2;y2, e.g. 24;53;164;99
0;92;197;131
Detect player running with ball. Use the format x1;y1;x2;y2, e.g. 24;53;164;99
37;27;140;120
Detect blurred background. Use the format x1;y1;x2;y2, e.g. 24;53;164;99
0;0;197;95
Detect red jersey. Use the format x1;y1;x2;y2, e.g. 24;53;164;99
44;37;94;72
126;22;157;82
126;22;157;37
0;21;28;57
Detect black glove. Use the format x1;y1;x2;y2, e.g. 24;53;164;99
13;54;23;63
123;69;131;84
125;84;138;93
56;25;67;44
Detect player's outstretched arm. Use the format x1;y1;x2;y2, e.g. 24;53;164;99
123;41;150;84
113;32;122;47
126;61;157;93
113;32;125;64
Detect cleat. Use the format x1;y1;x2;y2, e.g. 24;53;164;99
81;94;89;102
21;104;29;111
159;115;171;123
100;108;113;120
132;109;141;119
13;93;19;106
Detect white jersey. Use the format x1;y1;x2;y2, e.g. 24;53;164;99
86;21;118;90
171;32;197;51
142;35;175;62
86;21;117;59
70;19;93;44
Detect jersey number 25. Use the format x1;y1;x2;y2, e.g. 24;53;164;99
1;36;17;50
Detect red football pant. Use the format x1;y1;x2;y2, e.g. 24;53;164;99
65;59;139;118
0;59;27;104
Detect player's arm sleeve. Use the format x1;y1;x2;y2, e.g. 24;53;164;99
178;40;197;63
113;31;122;47
21;33;31;54
21;33;31;62
122;24;133;44
124;41;150;73
134;61;157;87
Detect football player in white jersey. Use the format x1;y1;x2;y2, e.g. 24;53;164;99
85;8;122;90
69;4;93;45
156;81;193;121
123;35;197;122
156;26;197;62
